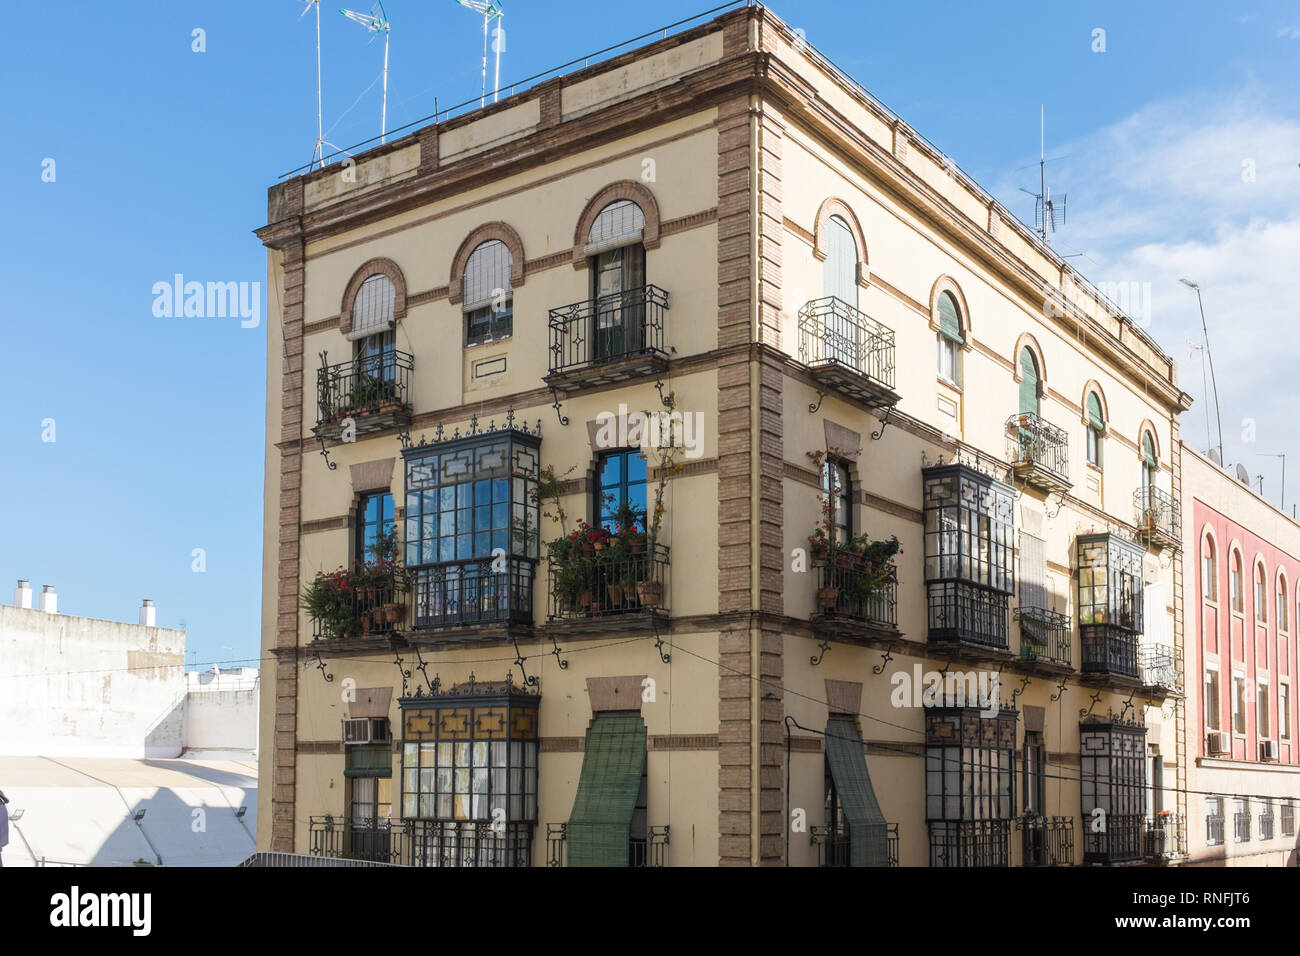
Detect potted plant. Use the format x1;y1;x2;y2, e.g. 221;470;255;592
818;584;840;610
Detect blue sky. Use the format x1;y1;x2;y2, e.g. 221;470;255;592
2;1;1297;671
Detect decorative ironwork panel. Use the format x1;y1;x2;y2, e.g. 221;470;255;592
1005;411;1070;482
1015;606;1072;667
547;284;669;376
925;708;1017;825
810;822;900;867
797;296;897;388
1018;814;1074;866
928;820;1011;867
1079;715;1147;863
546;544;670;621
316;348;413;428
812;559;898;629
1134;486;1181;545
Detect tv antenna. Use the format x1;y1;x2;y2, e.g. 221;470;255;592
456;0;505;108
1257;453;1286;511
1180;278;1225;468
299;0;343;168
1019;105;1066;244
341;2;392;145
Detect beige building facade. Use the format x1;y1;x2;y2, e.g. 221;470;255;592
257;5;1193;866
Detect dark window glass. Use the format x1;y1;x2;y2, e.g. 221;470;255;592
597;450;648;530
356;492;394;564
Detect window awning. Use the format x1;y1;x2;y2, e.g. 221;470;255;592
566;711;646;866
347;274;396;342
344;743;393;778
825;715;889;867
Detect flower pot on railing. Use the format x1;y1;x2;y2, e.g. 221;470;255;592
382;602;403;624
636;580;663;607
818;586;840;610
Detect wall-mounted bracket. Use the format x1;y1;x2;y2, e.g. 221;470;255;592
549;387;569;426
871;648;894;675
316;435;336;471
871;405;894;441
809;389;826;415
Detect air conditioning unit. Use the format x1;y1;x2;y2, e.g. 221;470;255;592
1260;739;1279;762
342;717;391;746
1206;731;1229;756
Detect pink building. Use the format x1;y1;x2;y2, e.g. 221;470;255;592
1183;446;1300;866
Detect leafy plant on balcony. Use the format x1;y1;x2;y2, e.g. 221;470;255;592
302;528;411;638
805;446;899;610
339;373;399;417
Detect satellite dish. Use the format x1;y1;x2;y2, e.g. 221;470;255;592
1208;448;1222;466
1236;464;1250;484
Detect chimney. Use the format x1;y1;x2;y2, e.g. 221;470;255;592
140;599;156;627
39;585;57;614
14;580;32;609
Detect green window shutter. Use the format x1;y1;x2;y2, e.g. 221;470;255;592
1019;349;1040;416
344;744;393;778
823;215;858;309
1086;393;1104;430
824;716;889;867
937;292;963;344
566;711;647;867
1143;433;1157;467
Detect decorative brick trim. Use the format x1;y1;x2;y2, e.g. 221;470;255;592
649;734;720;751
662;208;717;235
812;196;869;289
339;257;408;336
447;221;527;304
304;315;341;336
301;515;350;535
571;180;662;268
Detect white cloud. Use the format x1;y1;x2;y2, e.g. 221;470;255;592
1277;25;1300;39
991;92;1300;507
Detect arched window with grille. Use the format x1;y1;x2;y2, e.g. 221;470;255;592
350;273;398;381
463;240;514;346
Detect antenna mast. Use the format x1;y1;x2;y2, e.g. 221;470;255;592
1019;105;1067;244
457;0;504;107
341;2;392;145
300;0;342;168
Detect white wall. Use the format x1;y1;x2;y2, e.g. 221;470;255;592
0;605;187;758
185;688;259;752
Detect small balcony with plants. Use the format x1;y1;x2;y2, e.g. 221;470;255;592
1139;643;1183;699
1134;485;1181;551
542;462;672;631
314;348;414;439
302;529;410;647
1005;412;1071;494
808;529;901;640
545;285;670;390
1013;606;1072;671
797;296;900;412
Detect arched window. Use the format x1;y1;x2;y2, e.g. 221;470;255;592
822;458;852;546
1141;432;1158;494
936;291;963;386
588;200;647;362
823;215;858;309
1201;536;1218;601
1086;392;1105;467
463;239;514;345
350;273;398;381
1278;573;1289;631
1255;563;1268;623
1230;551;1244;613
1018;348;1040;417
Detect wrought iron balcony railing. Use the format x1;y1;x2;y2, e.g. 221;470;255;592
315;348;413;437
1015;606;1072;668
309;817;534;867
927;582;1010;652
308;816;403;865
1006;412;1071;492
311;584;403;641
410;555;535;631
546;285;669;383
1083;812;1143;864
1081;627;1140;681
797;297;899;409
1234;811;1251;843
546;544;669;623
1018;814;1074;866
1140;643;1183;694
545;823;669;867
1135;486;1181;548
812;558;898;630
928;819;1012;867
809;822;899;867
1143;813;1187;862
1206;813;1225;846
